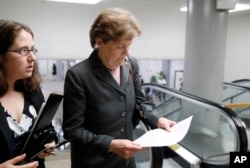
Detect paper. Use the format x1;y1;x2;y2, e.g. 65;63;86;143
134;115;193;147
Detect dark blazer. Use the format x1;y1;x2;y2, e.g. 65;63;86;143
63;50;158;168
0;89;48;168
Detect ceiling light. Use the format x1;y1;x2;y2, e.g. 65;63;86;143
180;7;187;12
45;0;101;5
230;3;250;12
180;3;250;13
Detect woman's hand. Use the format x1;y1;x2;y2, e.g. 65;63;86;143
109;139;144;159
37;141;56;159
157;117;176;131
0;154;38;168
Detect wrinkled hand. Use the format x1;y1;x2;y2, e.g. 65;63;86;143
157;117;176;131
37;141;56;159
109;139;144;159
0;154;38;168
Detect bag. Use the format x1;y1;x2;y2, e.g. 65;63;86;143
129;58;139;128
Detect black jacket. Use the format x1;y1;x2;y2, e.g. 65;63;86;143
0;88;54;168
63;50;158;168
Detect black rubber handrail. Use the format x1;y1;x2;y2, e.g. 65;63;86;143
224;82;250;90
231;79;250;83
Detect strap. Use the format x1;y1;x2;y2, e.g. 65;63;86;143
128;56;136;81
128;57;144;123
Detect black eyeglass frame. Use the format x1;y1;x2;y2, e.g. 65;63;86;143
7;47;38;56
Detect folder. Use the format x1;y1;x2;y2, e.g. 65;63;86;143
20;93;63;161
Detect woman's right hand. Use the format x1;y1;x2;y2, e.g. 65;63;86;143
0;154;38;168
109;139;144;159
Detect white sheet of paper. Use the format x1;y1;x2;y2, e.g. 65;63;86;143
134;115;193;147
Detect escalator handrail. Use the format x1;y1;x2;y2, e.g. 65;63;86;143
224;82;250;90
231;78;250;83
141;83;248;152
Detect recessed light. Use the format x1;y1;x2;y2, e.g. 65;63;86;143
180;3;250;13
230;3;250;12
45;0;101;5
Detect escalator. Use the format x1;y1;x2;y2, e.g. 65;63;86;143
134;83;248;168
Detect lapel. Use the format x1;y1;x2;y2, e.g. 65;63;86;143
25;89;44;112
0;105;12;154
89;50;131;94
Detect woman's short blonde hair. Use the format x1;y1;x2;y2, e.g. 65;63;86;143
89;7;142;48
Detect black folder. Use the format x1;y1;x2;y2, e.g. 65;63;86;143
20;93;63;160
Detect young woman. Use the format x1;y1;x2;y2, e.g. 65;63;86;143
0;20;57;168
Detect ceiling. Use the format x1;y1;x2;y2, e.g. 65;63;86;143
59;0;250;16
38;0;250;18
91;0;250;7
44;0;250;8
1;0;249;60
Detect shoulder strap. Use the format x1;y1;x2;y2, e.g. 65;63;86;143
128;56;136;82
128;56;144;125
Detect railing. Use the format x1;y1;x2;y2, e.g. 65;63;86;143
231;79;250;86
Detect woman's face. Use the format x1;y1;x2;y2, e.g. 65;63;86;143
2;29;36;82
97;38;132;68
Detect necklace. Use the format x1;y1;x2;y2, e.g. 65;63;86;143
107;68;115;72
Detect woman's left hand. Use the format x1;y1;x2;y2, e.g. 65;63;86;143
37;141;56;159
157;117;176;132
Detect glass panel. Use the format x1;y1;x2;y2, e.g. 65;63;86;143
222;86;250;105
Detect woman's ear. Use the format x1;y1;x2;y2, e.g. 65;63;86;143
95;38;103;48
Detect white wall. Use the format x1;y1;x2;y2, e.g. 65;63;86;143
169;60;184;89
225;13;250;82
0;0;250;82
0;0;186;59
137;59;163;83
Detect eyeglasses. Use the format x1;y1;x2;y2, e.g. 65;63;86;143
7;47;38;56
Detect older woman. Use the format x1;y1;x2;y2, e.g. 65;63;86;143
63;7;176;168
